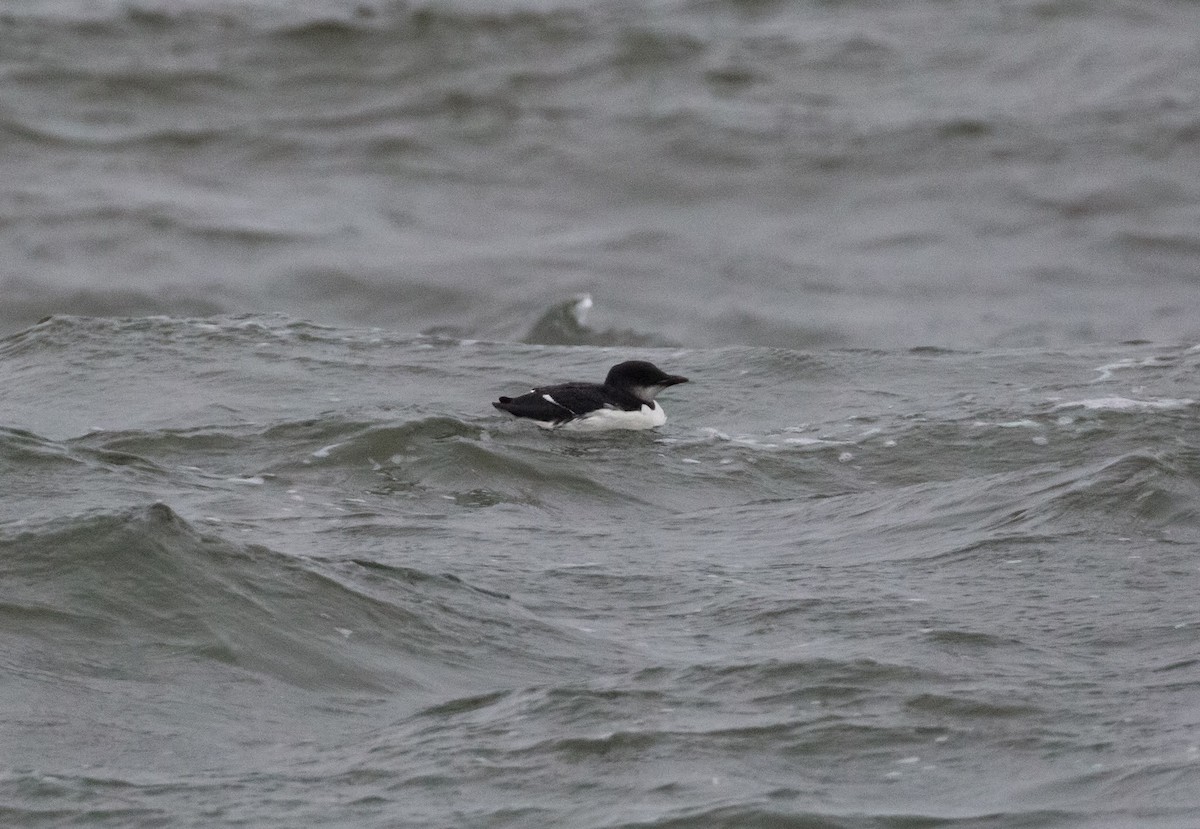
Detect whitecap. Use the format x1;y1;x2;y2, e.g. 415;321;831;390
1092;355;1177;381
1053;397;1194;412
312;442;343;458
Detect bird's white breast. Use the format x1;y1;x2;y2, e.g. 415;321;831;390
559;402;667;431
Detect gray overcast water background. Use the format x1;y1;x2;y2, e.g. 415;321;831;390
2;1;1199;827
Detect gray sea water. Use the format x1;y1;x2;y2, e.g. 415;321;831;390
2;1;1200;827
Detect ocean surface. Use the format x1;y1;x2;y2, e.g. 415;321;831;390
2;1;1200;827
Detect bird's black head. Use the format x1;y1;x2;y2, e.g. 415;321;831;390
604;360;688;403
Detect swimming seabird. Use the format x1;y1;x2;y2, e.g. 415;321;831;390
492;360;688;431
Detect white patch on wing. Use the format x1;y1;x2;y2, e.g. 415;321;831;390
559;402;667;431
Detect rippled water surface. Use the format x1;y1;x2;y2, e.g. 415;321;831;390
2;0;1200;826
3;0;1199;346
2;316;1199;828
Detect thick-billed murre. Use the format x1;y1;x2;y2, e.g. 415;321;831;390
492;360;688;431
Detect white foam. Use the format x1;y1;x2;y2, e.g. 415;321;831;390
572;293;594;325
731;437;778;449
783;437;828;446
1092;355;1175;382
974;419;1040;429
1000;419;1041;429
1092;359;1137;382
1053;397;1194;412
312;442;342;458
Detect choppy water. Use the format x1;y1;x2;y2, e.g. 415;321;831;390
3;0;1200;347
3;0;1200;827
3;316;1199;827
